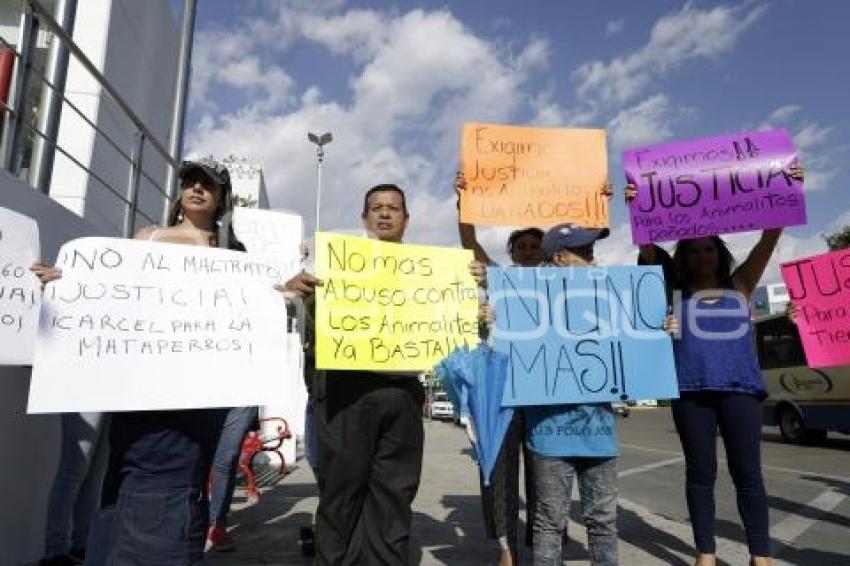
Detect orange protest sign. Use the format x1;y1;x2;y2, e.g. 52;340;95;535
459;122;608;228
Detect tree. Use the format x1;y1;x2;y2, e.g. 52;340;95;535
825;226;850;251
232;194;258;209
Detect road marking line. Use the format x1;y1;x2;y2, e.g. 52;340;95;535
773;489;847;546
619;456;684;478
620;443;850;483
758;464;850;484
620;442;680;456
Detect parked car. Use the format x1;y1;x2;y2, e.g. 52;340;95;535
755;314;850;444
612;402;630;417
430;392;456;421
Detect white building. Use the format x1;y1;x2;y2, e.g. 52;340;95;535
752;282;790;317
47;0;179;235
222;154;270;209
767;282;790;312
0;1;183;562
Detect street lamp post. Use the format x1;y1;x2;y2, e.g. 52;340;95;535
307;131;332;232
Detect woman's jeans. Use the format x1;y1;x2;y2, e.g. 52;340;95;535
532;454;618;566
86;487;207;565
208;406;258;525
44;412;109;556
672;391;770;556
85;408;225;565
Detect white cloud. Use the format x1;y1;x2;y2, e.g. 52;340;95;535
528;90;600;128
758;105;843;192
190;28;294;113
605;19;624;36
595;222;638;267
761;104;801;126
794;123;834;152
607;94;689;150
574;2;766;108
297;9;389;61
531;103;567;126
515;37;551;71
187;5;547;246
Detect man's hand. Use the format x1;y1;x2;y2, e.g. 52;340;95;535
275;271;322;298
663;313;680;337
786;300;799;325
454;171;467;196
789;164;805;182
469;260;487;288
478;303;496;328
29;261;62;288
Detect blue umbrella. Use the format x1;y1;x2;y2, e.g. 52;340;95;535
436;345;514;485
468;346;514;485
435;345;470;419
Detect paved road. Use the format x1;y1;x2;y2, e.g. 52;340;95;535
208;409;850;565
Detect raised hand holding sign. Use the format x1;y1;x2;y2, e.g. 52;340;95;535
624;129;806;244
459;122;609;228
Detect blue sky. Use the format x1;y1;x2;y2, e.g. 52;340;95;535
182;0;850;282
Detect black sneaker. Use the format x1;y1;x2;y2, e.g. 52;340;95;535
299;525;316;557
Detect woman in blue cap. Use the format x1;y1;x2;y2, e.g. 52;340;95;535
489;220;677;566
524;222;621;566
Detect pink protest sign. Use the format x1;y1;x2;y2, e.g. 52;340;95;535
624;129;807;244
781;249;850;368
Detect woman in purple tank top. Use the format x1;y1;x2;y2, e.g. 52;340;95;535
625;164;803;566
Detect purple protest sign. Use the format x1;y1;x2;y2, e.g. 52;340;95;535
624;129;807;245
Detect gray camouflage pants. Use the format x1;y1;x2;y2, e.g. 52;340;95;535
532;454;618;565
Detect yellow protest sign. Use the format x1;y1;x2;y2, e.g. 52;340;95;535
315;232;480;371
460;122;609;228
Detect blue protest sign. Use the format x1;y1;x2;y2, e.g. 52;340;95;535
487;266;679;406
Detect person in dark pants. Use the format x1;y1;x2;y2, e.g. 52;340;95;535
284;184;425;565
672;393;768;557
479;416;522;561
74;158;248;565
628;164;804;566
87;409;225;565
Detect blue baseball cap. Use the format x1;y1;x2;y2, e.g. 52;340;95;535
542;223;610;259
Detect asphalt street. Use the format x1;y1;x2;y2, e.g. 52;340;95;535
208;408;850;565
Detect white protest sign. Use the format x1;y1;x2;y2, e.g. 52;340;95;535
232;208;303;279
1;207;40;365
260;332;307;466
233;208;308;454
28;237;289;413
